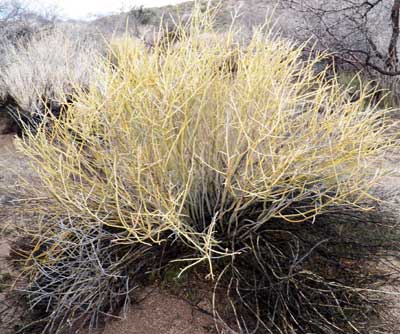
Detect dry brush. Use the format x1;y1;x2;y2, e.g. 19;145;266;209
10;6;400;334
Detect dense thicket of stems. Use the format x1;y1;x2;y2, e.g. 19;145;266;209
13;6;399;333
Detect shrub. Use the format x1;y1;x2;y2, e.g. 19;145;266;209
15;6;399;334
0;30;99;129
129;6;156;26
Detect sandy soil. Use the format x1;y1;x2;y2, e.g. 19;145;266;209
0;134;31;186
80;289;218;334
0;135;28;334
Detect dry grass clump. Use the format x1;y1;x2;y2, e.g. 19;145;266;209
13;6;400;334
0;30;99;129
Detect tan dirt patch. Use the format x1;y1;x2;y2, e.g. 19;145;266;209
78;289;220;334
